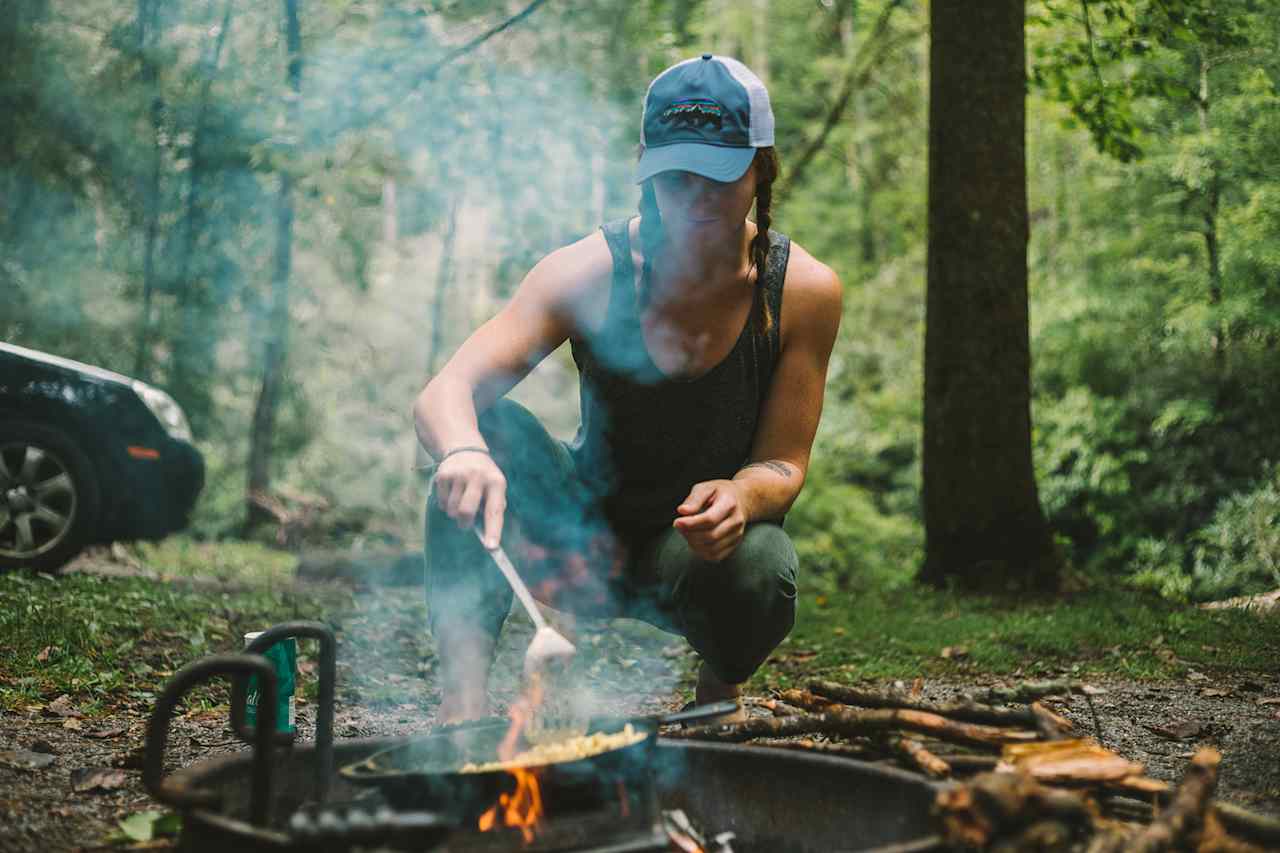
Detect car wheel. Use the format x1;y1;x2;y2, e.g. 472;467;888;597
0;421;101;573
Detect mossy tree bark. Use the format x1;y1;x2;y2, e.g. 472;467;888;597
920;0;1060;591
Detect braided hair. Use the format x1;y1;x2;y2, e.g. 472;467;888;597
637;147;781;335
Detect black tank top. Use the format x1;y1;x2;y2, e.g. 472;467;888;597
568;217;791;538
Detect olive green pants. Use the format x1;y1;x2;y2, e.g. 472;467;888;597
424;399;798;684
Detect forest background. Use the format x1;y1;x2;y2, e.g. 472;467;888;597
4;0;1280;605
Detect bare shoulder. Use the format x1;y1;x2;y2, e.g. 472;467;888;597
779;239;843;347
516;228;615;335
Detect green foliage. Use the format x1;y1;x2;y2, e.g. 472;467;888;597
1133;467;1280;601
787;474;921;592
1029;0;1249;161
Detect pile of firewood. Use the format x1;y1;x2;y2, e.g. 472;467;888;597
667;679;1280;852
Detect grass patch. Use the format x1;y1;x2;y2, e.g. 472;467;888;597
751;583;1278;692
0;568;348;715
124;536;299;586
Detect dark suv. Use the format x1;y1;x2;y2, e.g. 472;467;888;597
0;342;204;572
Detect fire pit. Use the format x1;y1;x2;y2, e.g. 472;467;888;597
145;624;945;852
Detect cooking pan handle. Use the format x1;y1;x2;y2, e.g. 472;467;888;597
658;700;741;726
145;655;278;826
229;621;337;802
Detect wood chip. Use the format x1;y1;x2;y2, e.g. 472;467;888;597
71;767;129;793
1000;738;1144;783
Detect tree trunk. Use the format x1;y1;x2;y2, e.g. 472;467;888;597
1197;47;1225;371
171;0;233;427
920;0;1059;591
245;0;301;533
133;0;163;380
426;197;461;376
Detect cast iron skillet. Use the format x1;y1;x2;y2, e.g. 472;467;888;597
339;702;737;820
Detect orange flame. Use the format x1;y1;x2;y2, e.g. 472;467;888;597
478;674;547;842
478;766;543;842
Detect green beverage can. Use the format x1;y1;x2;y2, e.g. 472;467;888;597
243;632;297;734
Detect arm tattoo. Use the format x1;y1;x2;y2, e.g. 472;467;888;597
740;460;795;478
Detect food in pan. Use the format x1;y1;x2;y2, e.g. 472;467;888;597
460;724;646;773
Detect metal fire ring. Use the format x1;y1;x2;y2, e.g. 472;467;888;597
145;654;279;826
229;621;338;802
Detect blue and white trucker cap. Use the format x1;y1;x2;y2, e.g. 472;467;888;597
635;54;774;185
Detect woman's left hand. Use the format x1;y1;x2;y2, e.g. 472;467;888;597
673;480;749;562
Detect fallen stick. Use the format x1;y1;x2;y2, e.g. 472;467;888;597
887;736;950;778
663;712;834;742
808;678;1059;729
751;737;878;759
965;679;1105;742
937;770;1099;849
1029;702;1074;739
1127;747;1220;853
742;697;803;717
965;680;1103;704
781;690;1041;749
936;753;1001;773
1214;801;1280;849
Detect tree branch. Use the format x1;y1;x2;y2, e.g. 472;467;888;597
365;0;550;124
777;0;911;197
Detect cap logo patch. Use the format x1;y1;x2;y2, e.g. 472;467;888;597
660;99;724;130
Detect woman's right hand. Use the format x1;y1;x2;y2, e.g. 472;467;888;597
433;449;507;549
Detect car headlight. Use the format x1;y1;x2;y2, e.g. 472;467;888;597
131;381;194;442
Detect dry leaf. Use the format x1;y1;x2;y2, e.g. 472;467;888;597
910;677;924;699
45;695;82;718
71;767;128;793
35;646;54;662
1146;720;1205;740
1200;688;1231;698
62;717;82;731
940;646;969;660
1257;697;1280;706
84;724;128;740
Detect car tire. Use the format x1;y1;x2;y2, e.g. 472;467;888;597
0;420;102;573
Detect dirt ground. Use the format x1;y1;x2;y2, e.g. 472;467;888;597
1;580;1277;852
